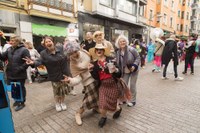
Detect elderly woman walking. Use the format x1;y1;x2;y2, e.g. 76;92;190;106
115;35;140;107
89;43;122;128
24;42;40;83
62;41;99;126
23;36;72;112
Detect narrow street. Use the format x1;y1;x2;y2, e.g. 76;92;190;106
12;60;200;133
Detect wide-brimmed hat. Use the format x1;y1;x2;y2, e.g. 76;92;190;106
89;43;110;60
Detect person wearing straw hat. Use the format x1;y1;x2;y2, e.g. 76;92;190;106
93;31;115;58
89;43;122;128
62;40;99;126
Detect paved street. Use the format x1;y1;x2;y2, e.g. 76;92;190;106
11;60;200;133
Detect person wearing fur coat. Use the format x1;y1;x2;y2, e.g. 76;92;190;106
62;41;98;126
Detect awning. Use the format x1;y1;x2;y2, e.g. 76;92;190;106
32;23;67;37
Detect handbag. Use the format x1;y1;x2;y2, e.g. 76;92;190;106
11;82;23;102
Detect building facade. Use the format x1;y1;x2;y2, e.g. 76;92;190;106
145;0;191;38
77;0;147;43
190;0;200;35
0;0;78;48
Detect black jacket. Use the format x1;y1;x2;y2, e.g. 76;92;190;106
0;44;30;80
90;57;121;83
81;40;96;52
162;38;178;65
35;45;70;82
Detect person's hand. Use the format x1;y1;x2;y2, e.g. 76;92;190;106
61;75;70;83
80;44;85;49
88;63;94;71
23;56;34;65
130;66;135;72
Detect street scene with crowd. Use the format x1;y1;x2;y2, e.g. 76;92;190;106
0;0;200;133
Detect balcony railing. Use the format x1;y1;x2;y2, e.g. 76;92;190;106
28;0;73;13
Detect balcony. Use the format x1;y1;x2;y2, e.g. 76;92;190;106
139;0;147;6
0;0;24;8
27;0;76;22
191;15;197;21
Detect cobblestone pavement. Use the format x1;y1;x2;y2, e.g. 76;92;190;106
11;60;200;133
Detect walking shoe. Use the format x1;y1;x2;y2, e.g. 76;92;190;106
60;103;67;111
161;76;169;80
13;101;19;107
152;69;155;72
15;103;25;111
98;117;107;128
55;103;62;112
127;102;136;107
69;90;77;96
113;107;122;119
174;77;184;81
182;71;187;74
191;72;194;75
75;113;82;126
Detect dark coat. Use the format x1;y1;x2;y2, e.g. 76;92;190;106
90;57;121;83
81;40;96;52
0;44;30;80
162;38;178;65
35;45;70;82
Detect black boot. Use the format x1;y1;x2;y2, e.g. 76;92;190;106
113;107;122;119
98;117;107;128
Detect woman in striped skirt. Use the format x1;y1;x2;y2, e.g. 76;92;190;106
89;43;122;128
62;40;98;126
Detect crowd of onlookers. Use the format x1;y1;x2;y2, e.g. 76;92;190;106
0;31;199;128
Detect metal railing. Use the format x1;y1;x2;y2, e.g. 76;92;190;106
28;0;73;12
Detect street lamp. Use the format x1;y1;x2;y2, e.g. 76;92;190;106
147;13;162;45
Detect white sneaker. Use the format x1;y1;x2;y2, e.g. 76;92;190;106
161;76;169;80
55;103;62;112
127;102;133;107
70;90;77;96
75;113;82;126
60;103;67;111
174;77;184;81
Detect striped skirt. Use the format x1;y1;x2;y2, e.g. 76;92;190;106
99;78;120;112
81;81;98;110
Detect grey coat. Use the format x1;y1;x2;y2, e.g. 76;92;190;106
116;46;140;75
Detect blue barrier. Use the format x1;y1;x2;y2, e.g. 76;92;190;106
0;72;15;133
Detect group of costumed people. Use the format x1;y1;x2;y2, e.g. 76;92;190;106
24;33;138;128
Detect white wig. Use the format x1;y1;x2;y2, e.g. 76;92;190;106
115;34;129;49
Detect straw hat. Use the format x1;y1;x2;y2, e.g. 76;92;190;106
89;43;110;60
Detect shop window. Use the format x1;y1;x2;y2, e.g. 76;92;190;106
111;29;128;45
99;0;112;7
82;23;104;40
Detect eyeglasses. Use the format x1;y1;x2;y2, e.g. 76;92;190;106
95;49;104;51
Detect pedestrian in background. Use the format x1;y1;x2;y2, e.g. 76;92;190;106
147;40;155;63
152;38;165;72
24;36;72;112
115;35;140;107
93;31;115;59
161;34;183;81
80;32;96;52
24;41;40;83
182;36;196;75
0;35;30;111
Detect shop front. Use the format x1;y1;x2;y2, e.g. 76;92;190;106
32;23;67;50
78;12;144;44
